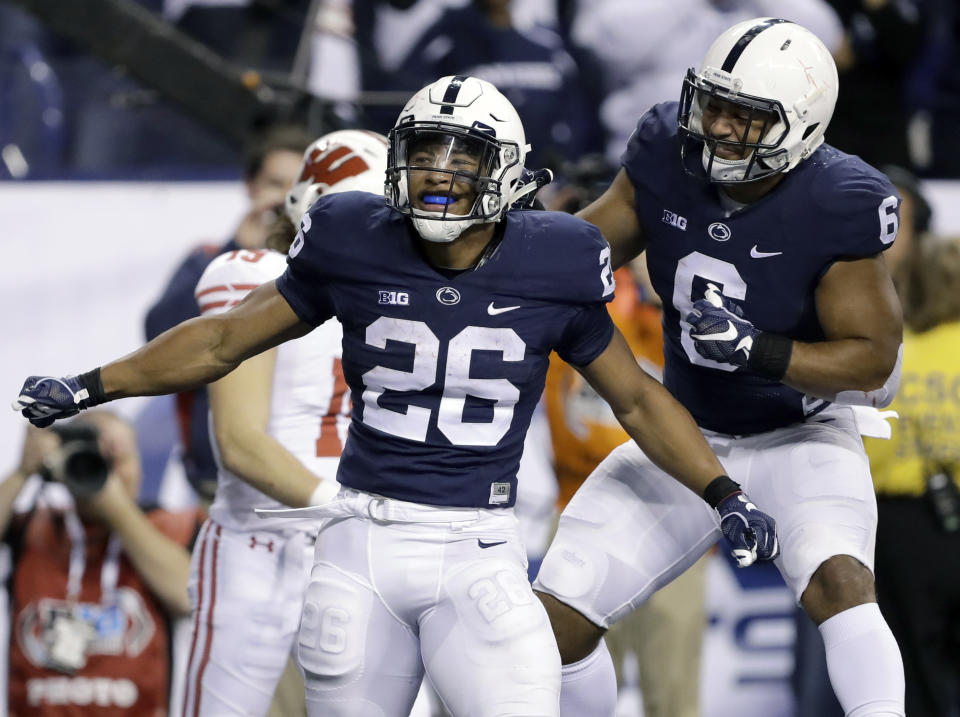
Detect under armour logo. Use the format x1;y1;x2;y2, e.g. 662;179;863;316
249;537;275;552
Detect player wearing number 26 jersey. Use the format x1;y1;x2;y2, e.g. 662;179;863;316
277;191;612;509
534;18;908;717
13;76;778;717
270;76;773;717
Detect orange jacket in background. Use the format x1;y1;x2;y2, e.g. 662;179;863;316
545;268;664;508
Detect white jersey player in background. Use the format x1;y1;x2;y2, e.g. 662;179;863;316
181;130;389;717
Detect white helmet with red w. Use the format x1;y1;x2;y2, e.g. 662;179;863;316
285;129;388;224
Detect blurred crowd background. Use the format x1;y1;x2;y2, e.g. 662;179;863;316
2;1;960;716
0;0;958;182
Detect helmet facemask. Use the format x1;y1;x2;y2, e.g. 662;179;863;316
388;123;520;243
678;69;790;184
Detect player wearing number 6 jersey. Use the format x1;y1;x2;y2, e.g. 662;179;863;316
182;129;387;717
13;76;777;716
533;18;908;717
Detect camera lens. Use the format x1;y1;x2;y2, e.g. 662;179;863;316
60;443;109;497
45;423;110;497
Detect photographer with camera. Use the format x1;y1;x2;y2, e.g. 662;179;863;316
0;411;202;716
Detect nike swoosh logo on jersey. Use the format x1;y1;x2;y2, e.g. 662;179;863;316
750;245;783;259
691;321;738;342
478;539;507;549
487;302;521;315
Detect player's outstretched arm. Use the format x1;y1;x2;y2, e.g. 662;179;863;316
784;255;903;404
207;348;335;508
104;281;312;398
13;281;312;427
576;169;646;271
578;328;779;566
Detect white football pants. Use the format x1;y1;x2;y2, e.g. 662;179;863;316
182;520;314;717
535;404;879;625
297;487;561;717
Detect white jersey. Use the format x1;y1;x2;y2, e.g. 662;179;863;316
195;248;348;532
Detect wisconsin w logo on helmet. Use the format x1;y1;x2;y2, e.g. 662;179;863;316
298;145;371;188
285;130;389;225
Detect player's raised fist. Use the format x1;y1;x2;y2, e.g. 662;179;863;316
686;284;759;367
12;371;105;428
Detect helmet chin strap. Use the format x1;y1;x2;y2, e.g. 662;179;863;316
412;213;484;243
702;145;753;183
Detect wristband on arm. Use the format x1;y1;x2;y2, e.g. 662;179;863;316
703;475;742;509
76;368;108;408
747;333;793;381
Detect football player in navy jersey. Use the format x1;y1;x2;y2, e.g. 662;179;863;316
533;18;907;717
12;76;778;716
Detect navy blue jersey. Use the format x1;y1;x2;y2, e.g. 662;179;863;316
276;192;615;508
622;102;900;435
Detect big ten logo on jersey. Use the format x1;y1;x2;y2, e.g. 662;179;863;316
378;290;410;306
662;209;688;231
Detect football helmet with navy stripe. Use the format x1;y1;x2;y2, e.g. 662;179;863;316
387;75;530;243
678;18;838;184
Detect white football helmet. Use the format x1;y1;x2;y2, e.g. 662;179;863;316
387;75;530;243
285;129;388;224
678;18;838;183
